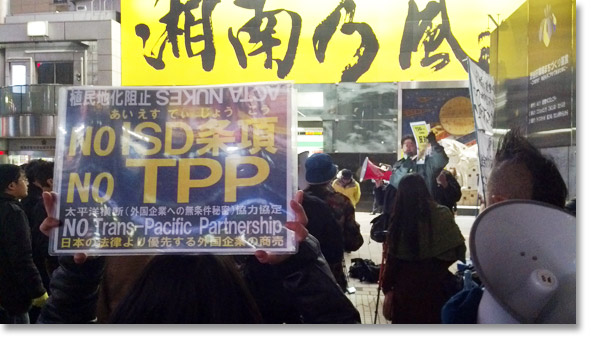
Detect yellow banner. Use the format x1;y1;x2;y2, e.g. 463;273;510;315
122;0;524;86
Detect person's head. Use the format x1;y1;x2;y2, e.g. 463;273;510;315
109;255;262;324
392;173;433;215
388;173;433;255
305;153;338;185
33;160;54;191
338;169;353;184
486;130;568;208
0;164;28;199
24;159;44;185
448;167;458;178
401;135;417;157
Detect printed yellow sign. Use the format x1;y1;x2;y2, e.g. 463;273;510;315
410;121;430;149
121;0;524;85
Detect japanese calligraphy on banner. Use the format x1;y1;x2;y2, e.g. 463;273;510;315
50;82;297;255
121;0;524;85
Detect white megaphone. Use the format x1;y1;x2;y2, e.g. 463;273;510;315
360;157;391;182
471;200;576;324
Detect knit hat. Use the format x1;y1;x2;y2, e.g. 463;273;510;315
305;153;337;185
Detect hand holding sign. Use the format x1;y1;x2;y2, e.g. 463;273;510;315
40;191;88;264
254;190;309;265
427;131;437;145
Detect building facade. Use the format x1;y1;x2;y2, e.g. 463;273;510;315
0;0;576;209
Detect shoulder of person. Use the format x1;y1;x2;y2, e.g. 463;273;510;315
302;192;329;208
331;191;353;207
5;200;25;214
432;203;455;217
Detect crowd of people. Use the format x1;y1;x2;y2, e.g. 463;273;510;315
0;129;575;324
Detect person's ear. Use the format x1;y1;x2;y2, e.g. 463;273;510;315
47;178;54;189
7;181;17;191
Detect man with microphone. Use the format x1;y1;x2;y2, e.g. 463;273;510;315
383;131;449;212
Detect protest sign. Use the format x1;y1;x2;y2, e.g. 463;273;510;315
468;59;495;132
409;121;430;163
50;82;297;255
468;60;495;200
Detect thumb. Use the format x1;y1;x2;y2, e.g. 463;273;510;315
39;217;60;237
73;253;88;264
42;191;58;218
254;250;269;264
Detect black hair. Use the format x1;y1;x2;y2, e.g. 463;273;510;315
34;161;54;188
495;129;568;208
24;159;45;184
109;255;263;324
388;173;433;257
401;135;416;146
0;164;23;192
341;169;352;179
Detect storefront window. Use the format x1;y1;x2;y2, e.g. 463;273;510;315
296;83;398;154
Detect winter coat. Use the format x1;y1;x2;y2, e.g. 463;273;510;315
301;193;347;291
242;235;361;323
434;170;462;213
38;235;361;324
305;184;363;252
381;203;466;324
389;142;448;195
332;179;361;208
0;193;46;315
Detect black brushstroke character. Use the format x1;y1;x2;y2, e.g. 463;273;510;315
399;0;473;73
228;0;302;79
135;0;221;71
477;31;490;72
313;0;379;82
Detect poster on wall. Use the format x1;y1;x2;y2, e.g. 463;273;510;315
401;87;476;146
50;83;297;255
527;0;574;146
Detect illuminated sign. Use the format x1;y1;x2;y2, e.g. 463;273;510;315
122;0;524;85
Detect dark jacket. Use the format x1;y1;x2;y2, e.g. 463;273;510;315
381;203;466;323
242;235;361;324
38;235;361;324
385;140;449;214
25;195;59;294
305;184;363;252
21;185;42;222
388;142;449;198
301;193;344;264
0;193;46;315
434;171;462;213
37;256;105;324
301;193;348;292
